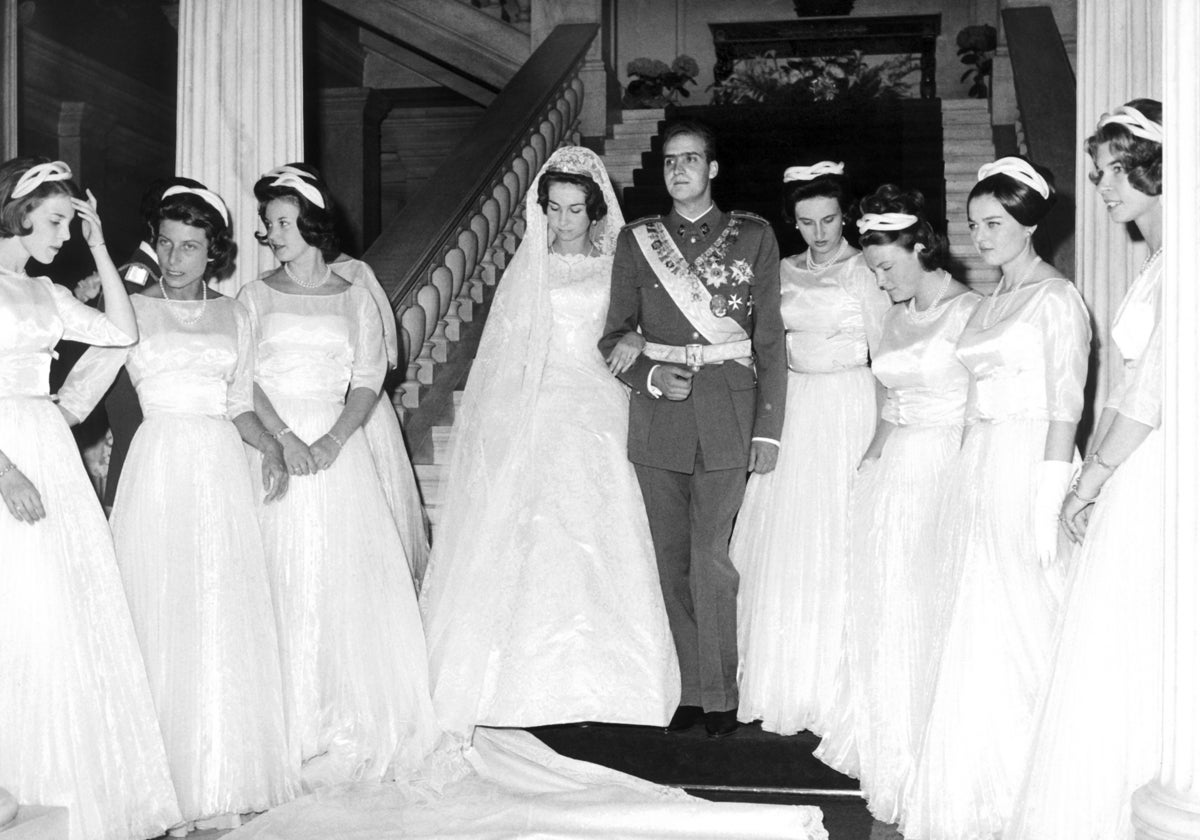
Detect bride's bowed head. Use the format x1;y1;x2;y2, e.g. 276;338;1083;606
538;148;610;258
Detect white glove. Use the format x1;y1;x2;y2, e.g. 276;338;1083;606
1034;460;1073;568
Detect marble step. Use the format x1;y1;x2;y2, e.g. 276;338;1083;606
941;98;990;111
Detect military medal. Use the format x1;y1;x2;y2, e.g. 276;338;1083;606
710;294;729;317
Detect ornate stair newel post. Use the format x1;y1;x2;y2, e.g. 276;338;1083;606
1133;3;1200;836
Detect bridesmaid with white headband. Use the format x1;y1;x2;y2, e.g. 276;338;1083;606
815;184;980;823
258;163;429;586
900;156;1091;839
0;157;182;839
1009;98;1165;840
237;169;438;787
58;182;297;832
730;160;891;736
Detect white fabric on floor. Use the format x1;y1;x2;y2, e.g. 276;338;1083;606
224;728;827;840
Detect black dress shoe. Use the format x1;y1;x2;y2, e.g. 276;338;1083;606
704;708;739;738
665;705;704;733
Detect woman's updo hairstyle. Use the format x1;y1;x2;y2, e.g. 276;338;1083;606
253;167;339;261
0;157;83;238
536;170;607;222
968;156;1056;226
857;184;949;272
1085;98;1162;196
783;171;854;222
154;187;237;280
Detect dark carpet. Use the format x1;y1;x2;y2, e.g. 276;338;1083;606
529;721;903;839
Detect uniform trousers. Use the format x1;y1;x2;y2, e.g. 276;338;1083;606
635;448;746;712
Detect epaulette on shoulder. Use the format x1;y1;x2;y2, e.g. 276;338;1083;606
730;210;770;226
622;214;662;231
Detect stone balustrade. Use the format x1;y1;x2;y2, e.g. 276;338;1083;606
393;75;583;413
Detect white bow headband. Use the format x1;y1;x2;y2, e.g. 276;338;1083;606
857;212;919;234
783;161;845;182
12;160;73;199
265;172;326;209
264;165;318;182
977;157;1050;200
161;185;231;227
1098;105;1164;144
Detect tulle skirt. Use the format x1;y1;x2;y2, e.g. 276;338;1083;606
362;391;429;586
1007;428;1164;840
732;366;877;736
249;394;439;788
111;412;297;822
815;421;963;822
900;420;1066;840
220;728;830;840
0;396;181;840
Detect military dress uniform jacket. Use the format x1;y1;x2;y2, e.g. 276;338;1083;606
600;206;786;474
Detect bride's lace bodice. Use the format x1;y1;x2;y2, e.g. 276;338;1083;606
545;253;614;378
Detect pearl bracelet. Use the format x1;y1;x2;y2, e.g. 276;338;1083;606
272;427;294;441
0;463;15;479
325;430;344;449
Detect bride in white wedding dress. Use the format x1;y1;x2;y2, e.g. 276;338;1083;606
421;144;679;735
223;146;827;840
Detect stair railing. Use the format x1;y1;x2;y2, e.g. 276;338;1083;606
361;23;599;417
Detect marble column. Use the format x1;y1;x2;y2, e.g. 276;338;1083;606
1074;0;1161;416
1;0;16;160
1131;3;1200;838
175;0;304;294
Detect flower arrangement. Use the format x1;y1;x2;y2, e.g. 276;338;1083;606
956;24;997;99
622;55;700;108
709;51;920;106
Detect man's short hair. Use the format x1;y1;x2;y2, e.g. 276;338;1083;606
661;120;717;163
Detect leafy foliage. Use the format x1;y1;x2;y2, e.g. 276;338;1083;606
623;55;700;108
708;51;920;106
956;24;997;99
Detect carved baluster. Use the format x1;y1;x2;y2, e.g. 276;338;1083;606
470;214;495;287
443;248;468;330
458;228;482;309
493;181;516;256
398;304;425;409
480;198;504;275
511;155;531;203
529;133;547;171
429;266;453;362
500;173;522;254
415;283;440;384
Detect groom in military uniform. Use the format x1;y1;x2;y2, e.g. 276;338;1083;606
599;120;786;738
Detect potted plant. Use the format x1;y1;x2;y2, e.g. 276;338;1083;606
708;51;919;106
622;55;700;108
956;23;997;98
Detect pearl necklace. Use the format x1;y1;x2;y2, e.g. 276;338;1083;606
806;237;848;272
158;275;207;325
284;260;332;289
906;270;952;323
982;256;1042;329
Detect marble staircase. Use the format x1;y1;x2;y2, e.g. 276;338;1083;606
941;98;1002;291
600;108;667;196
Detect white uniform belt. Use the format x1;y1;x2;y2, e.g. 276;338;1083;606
643;339;753;367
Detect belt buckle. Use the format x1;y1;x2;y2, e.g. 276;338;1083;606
685;344;704;369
